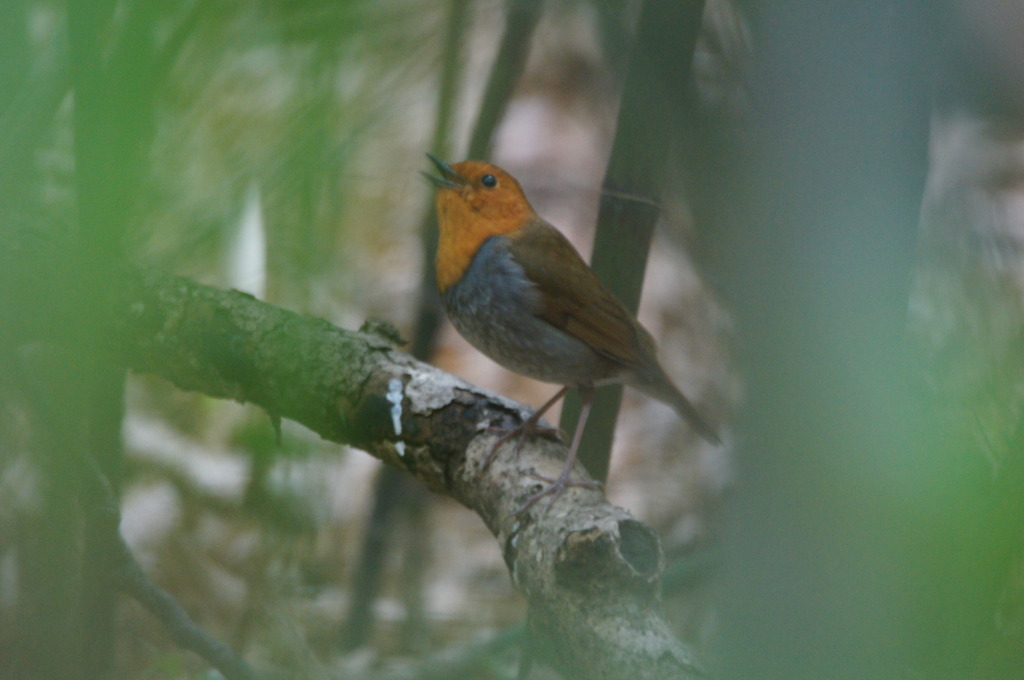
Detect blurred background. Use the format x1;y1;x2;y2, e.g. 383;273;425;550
1;1;738;678
2;1;1024;679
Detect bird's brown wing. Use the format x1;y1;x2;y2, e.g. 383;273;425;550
507;218;655;369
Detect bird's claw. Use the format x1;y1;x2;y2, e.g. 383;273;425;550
515;471;601;514
480;423;562;470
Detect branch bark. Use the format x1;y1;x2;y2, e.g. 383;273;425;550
119;267;705;680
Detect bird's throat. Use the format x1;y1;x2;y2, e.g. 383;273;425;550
435;197;524;294
436;222;493;294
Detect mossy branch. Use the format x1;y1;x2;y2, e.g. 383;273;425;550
119;267;704;680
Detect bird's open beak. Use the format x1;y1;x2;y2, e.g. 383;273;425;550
422;153;467;190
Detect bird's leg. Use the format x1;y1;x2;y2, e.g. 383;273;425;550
517;385;600;514
481;386;569;470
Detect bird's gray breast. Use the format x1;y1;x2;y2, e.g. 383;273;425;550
442;236;618;386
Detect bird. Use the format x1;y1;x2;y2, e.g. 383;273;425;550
424;154;719;510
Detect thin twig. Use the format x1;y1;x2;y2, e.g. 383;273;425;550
81;457;260;680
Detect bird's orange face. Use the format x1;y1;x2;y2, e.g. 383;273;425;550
434;161;530;226
426;157;535;293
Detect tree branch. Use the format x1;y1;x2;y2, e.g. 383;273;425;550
119;267;704;680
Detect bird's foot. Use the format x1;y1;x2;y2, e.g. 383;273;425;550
515;470;601;514
480;422;562;470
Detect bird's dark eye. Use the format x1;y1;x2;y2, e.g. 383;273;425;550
480;174;497;188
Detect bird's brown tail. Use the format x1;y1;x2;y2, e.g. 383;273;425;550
636;370;721;445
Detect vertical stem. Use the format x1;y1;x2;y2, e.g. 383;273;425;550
466;0;544;159
344;0;473;650
716;2;940;677
66;1;154;675
411;0;473;361
561;0;707;481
